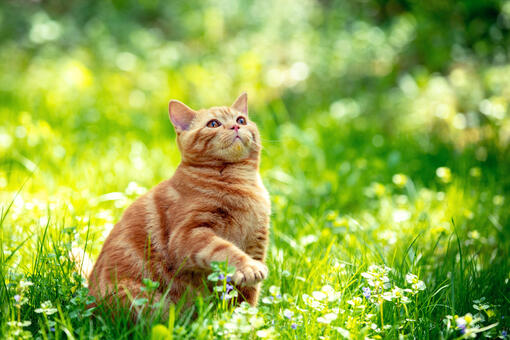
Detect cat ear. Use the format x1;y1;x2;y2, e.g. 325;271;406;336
231;92;248;115
169;100;196;131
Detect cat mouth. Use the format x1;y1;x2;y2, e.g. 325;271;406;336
220;136;245;150
232;134;245;144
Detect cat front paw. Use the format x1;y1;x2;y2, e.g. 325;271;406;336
232;259;268;286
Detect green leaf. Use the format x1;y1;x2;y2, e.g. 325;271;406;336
133;298;148;306
207;272;220;282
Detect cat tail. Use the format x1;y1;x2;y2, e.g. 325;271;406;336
70;247;94;279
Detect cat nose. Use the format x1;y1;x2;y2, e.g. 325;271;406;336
230;125;239;132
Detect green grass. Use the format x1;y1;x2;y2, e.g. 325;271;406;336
1;0;510;339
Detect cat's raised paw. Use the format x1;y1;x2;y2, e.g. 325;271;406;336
233;259;268;286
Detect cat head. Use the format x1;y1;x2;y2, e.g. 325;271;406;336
168;93;261;164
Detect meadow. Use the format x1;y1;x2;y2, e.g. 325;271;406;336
0;0;509;339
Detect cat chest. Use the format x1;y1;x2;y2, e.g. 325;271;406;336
216;197;270;249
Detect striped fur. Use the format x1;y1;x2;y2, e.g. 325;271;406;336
88;94;270;309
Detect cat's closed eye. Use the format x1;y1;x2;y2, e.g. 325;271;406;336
207;119;222;128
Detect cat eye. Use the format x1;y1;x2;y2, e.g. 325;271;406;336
236;116;247;125
206;119;222;128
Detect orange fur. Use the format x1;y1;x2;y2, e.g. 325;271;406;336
88;93;270;310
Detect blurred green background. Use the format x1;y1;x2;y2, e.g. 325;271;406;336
1;0;510;194
1;0;509;338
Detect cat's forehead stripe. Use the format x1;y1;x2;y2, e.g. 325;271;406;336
208;106;236;121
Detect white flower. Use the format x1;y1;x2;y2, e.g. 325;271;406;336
19;280;33;289
269;285;281;297
390;286;410;304
347;297;366;310
455;313;477;329
312;291;327;301
235;301;258;315
335;327;350;338
320;285;342;302
381;291;393;302
444;315;455;330
125;181;147;195
405;273;426;292
302;294;325;311
262;286;282;305
436;167;452;183
7;320;31;327
283;309;294;319
224;313;250;333
405;273;416;282
392;173;408;188
444;311;499;338
35;300;58;315
361;265;392;291
249;315;265;329
256;327;276;338
317;312;338;324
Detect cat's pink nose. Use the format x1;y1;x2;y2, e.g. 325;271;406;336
231;125;239;132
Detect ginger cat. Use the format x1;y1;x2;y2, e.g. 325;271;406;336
88;93;270;310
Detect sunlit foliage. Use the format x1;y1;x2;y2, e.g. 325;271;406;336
0;0;509;338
